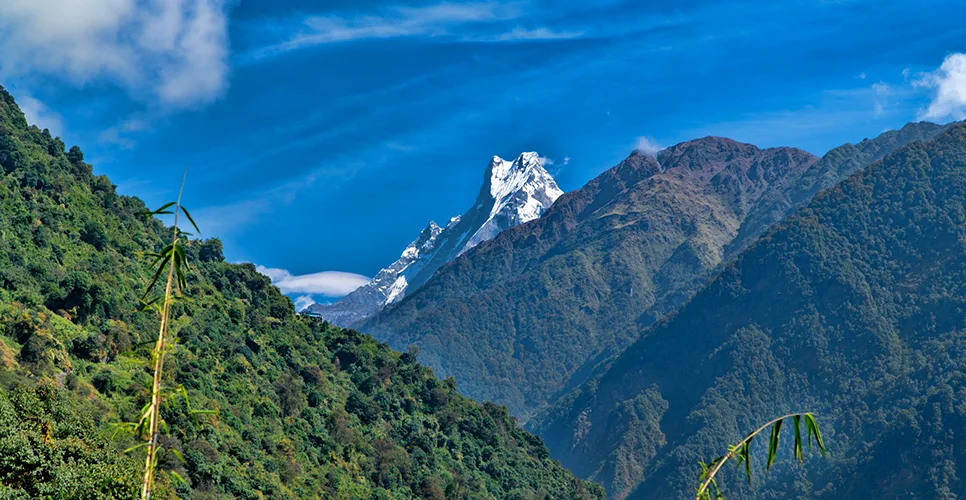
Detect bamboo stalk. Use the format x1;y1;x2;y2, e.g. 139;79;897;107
141;169;187;500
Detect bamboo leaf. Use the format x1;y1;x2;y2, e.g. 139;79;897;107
136;210;173;218
176;266;187;292
142;255;171;300
169;449;186;464
804;414;826;457
170;471;188;487
139;296;161;312
136;202;176;218
105;422;135;440
123;443;148;454
793;415;803;462
767;419;782;470
743;439;751;485
146;247;170;269
153;202;176;214
175;243;189;269
180;206;200;234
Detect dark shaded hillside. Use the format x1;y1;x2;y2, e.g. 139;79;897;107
729;121;946;256
0;86;603;499
531;122;966;499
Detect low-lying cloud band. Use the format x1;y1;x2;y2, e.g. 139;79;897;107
256;265;370;297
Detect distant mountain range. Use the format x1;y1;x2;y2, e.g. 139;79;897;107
362;123;946;422
306;152;562;326
531;122;966;499
362;138;818;417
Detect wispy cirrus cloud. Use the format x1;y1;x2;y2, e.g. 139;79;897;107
0;0;231;108
245;2;581;62
190;160;364;239
256;265;370;297
916;52;966;121
474;26;584;42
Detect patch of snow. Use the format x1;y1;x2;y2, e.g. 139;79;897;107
386;275;408;304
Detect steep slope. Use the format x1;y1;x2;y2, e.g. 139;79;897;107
728;121;946;256
531;123;966;499
364;139;820;418
0;87;603;499
308;152;562;327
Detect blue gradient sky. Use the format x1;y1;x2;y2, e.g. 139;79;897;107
2;0;965;301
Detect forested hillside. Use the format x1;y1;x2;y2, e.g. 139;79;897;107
0;86;603;499
364;127;943;421
531;123;966;499
729;121;946;256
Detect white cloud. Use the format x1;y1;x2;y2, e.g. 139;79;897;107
247;2;578;61
484;26;583;42
17;94;64;135
562;156;570;166
916;53;966;121
635;136;662;156
192;197;270;239
857;72;867;80
537;155;554;166
293;295;316;311
255;265;290;283
0;0;231;108
251;2;508;58
256;265;370;297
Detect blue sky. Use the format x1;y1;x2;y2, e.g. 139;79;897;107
2;0;965;305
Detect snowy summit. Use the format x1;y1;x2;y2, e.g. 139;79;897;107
306;152;563;326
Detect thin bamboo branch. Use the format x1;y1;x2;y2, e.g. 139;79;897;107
695;413;803;500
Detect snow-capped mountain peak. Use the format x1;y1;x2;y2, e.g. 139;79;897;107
489;152;542;197
305;152;564;327
464;152;563;251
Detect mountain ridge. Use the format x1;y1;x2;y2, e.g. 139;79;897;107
531;121;966;499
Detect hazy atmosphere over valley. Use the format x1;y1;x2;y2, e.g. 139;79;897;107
2;0;966;498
